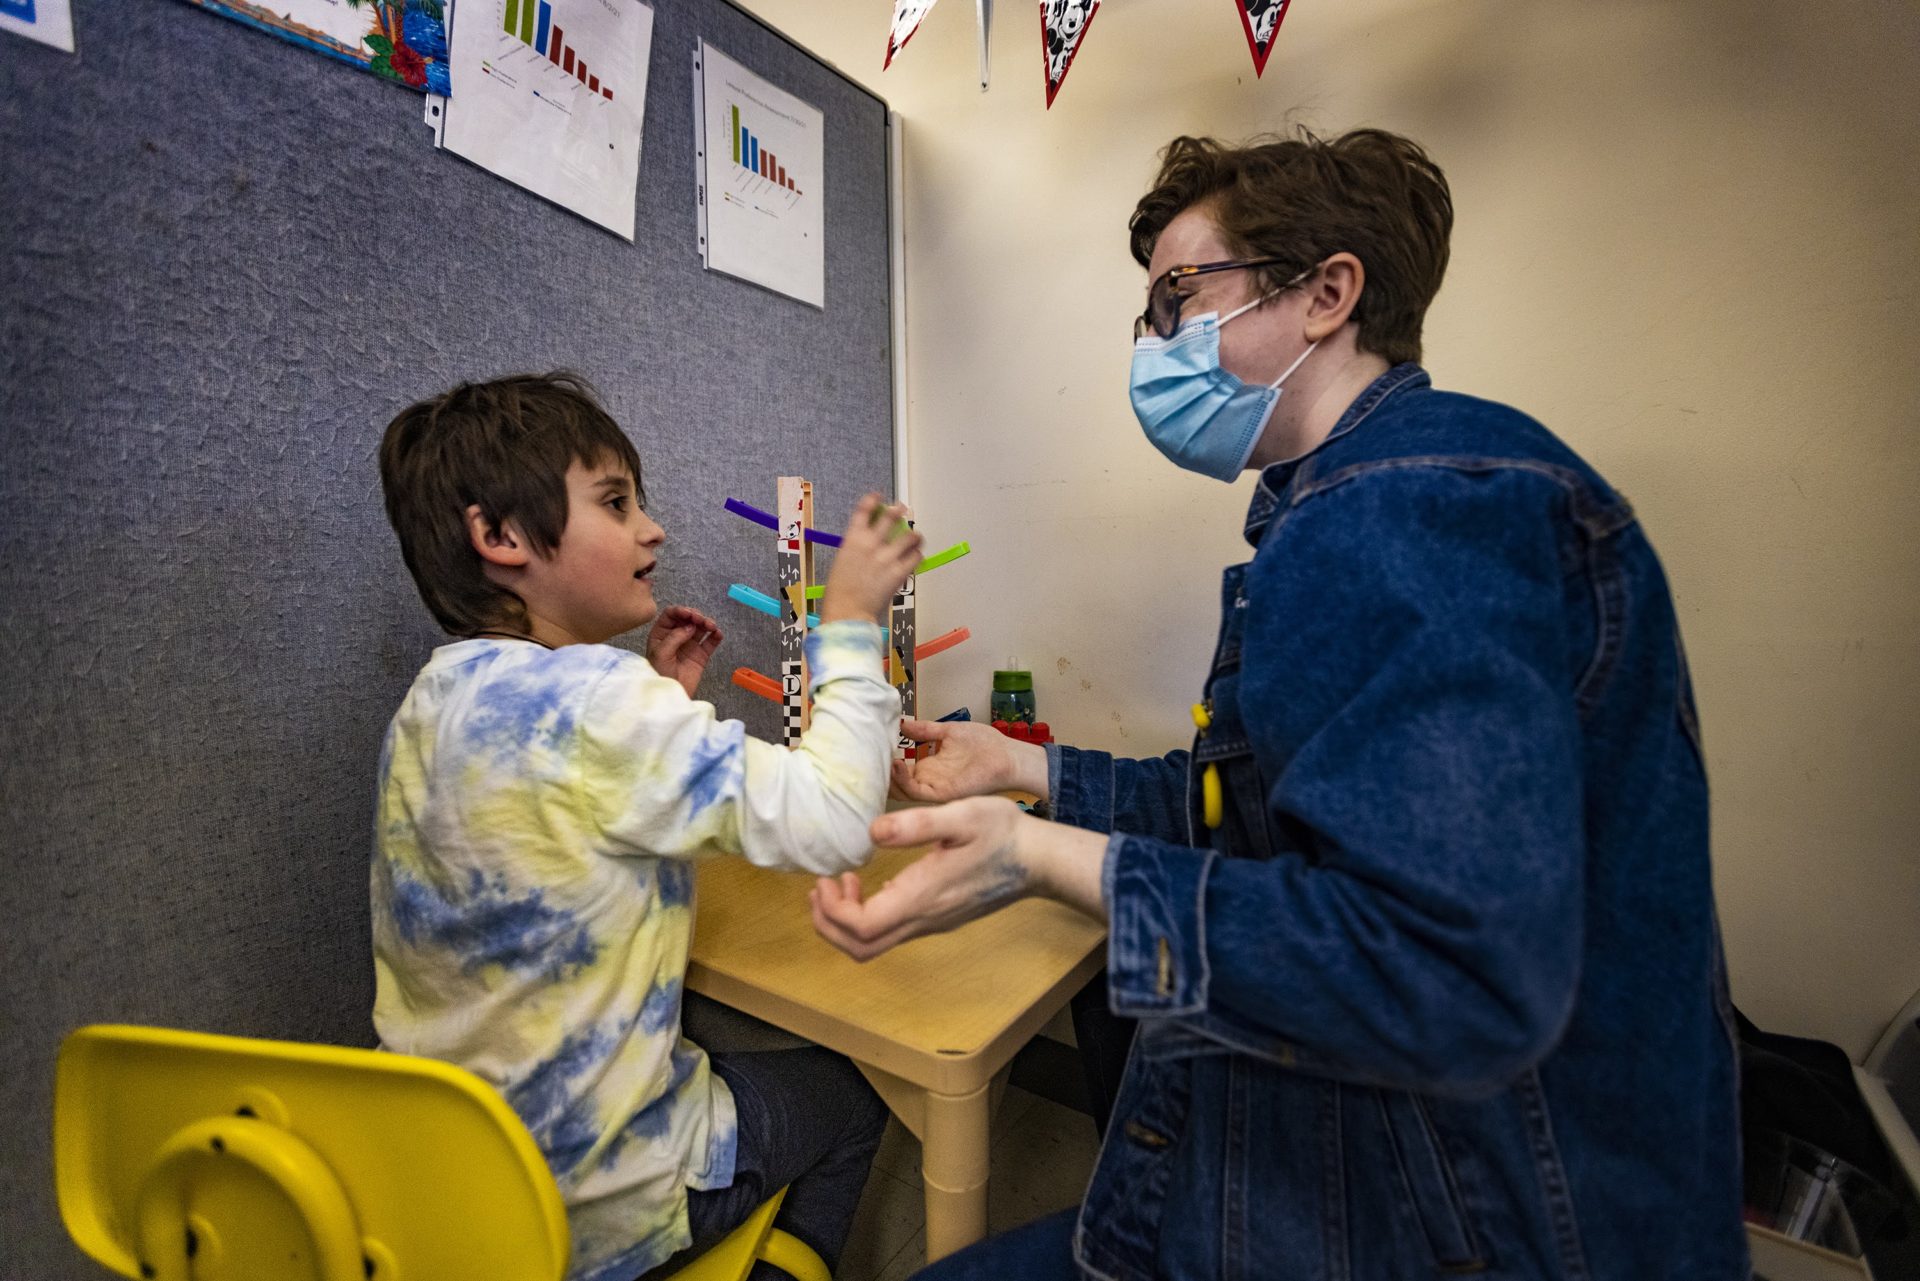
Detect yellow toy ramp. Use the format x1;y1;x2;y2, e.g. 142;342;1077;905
54;1024;570;1281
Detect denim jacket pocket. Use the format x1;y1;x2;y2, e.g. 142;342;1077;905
1376;1090;1491;1274
1136;1019;1237;1061
1192;733;1278;859
1140;1010;1300;1070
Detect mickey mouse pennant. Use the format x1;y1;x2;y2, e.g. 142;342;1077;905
886;0;942;69
1040;0;1101;107
894;0;1284;99
1234;0;1294;76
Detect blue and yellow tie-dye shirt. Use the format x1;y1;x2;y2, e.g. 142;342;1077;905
371;621;898;1281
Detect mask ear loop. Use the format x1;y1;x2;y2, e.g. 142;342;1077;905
1218;285;1320;389
1217;292;1274;326
1225;262;1323;387
1267;339;1319;390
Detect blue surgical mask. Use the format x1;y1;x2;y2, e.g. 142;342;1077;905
1129;296;1318;481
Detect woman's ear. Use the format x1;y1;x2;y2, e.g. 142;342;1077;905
466;504;532;568
1303;252;1366;343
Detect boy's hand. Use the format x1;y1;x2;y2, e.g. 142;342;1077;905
892;718;1049;801
819;494;924;626
647;606;724;698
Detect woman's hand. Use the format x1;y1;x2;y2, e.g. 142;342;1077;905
810;797;1031;961
809;798;1108;961
647;606;724;698
892;718;1049;802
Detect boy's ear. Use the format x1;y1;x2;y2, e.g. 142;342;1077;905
466;504;533;568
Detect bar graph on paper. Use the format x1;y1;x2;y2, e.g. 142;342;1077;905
439;0;654;239
502;0;614;99
698;41;824;306
728;103;803;205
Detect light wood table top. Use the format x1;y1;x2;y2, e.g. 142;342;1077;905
686;843;1109;1096
687;832;1109;1261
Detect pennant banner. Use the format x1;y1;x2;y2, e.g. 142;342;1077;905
886;0;941;68
1234;0;1293;77
1039;0;1099;107
977;0;993;89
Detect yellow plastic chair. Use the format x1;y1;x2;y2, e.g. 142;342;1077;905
54;1025;830;1281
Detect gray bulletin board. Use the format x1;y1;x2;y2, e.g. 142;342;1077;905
0;2;893;1273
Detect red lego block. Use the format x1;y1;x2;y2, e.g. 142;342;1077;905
991;721;1053;745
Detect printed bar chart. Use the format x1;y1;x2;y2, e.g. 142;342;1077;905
698;40;822;304
730;102;800;194
503;0;614;99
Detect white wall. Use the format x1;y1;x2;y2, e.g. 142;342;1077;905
740;0;1920;1060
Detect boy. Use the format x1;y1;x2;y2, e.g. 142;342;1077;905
373;372;921;1281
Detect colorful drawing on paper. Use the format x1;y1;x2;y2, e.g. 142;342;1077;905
180;0;452;94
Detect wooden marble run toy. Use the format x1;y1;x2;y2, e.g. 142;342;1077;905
723;478;972;755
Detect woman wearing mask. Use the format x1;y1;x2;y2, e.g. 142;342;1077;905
812;129;1748;1281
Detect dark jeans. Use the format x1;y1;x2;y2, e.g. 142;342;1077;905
638;1046;888;1281
909;1209;1078;1280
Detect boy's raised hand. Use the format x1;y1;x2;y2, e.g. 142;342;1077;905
647;605;724;698
819;494;923;625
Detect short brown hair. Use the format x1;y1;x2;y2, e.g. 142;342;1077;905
378;372;644;636
1129;128;1453;365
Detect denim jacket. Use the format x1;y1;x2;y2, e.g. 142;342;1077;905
1048;366;1748;1280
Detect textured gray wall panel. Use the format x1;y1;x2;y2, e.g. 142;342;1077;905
0;2;892;1273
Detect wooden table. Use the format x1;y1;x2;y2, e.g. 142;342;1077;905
687;841;1107;1262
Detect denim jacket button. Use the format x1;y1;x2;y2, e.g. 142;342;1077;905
1123;1120;1172;1150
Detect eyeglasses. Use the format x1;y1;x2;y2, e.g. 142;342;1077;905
1135;256;1305;340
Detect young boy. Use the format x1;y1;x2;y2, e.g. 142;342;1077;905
372;372;921;1281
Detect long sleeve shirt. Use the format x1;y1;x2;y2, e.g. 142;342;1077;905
370;621;897;1281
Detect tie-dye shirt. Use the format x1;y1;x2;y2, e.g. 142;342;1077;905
371;621;897;1281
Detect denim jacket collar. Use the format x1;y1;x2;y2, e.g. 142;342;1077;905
1243;362;1429;547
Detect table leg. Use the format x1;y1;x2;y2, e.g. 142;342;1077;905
855;1064;997;1262
921;1082;992;1261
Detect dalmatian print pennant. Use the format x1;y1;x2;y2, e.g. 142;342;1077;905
886;0;942;69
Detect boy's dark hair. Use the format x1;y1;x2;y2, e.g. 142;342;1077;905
1128;128;1453;365
379;372;644;636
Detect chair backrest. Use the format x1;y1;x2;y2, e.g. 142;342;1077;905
54;1025;570;1281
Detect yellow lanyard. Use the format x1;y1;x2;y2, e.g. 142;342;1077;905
1192;701;1223;830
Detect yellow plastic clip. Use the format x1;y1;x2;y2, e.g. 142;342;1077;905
1191;702;1223;830
1200;766;1223;830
